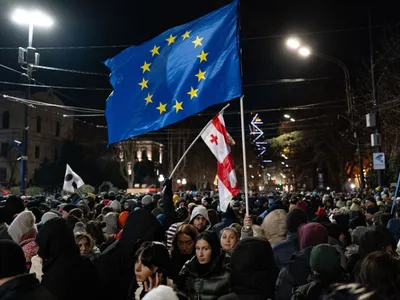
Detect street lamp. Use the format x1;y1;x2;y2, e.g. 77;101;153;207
298;46;311;57
158;174;164;182
350;183;356;189
182;178;187;185
11;8;53;196
177;179;181;184
284;114;291;119
290;118;295;122
285;36;365;191
286;37;300;50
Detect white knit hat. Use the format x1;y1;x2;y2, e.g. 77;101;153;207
8;211;37;243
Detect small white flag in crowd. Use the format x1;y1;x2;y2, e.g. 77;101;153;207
63;164;85;193
201;113;239;212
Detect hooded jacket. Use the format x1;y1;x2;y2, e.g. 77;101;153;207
36;217;100;300
95;209;165;300
261;209;287;246
190;206;211;225
273;208;307;269
219;237;278;300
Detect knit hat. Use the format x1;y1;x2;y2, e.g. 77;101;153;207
351;226;369;245
296;200;308;213
142;285;179;300
40;212;59;225
118;211;129;229
310;244;341;274
60;204;76;213
298;222;329;249
0;240;26;279
176;206;188;222
73;222;86;234
142;195;153;207
286;208;307;233
110;200;121;212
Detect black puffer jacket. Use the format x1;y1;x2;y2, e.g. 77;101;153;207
0;274;56;300
178;253;230;300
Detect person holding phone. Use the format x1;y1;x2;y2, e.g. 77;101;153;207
131;241;172;299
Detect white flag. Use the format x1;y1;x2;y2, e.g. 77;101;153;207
63;164;84;193
201;113;239;212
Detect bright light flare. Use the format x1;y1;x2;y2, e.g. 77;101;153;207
286;37;300;50
290;118;295;122
12;9;53;27
284;114;291;119
298;46;311;57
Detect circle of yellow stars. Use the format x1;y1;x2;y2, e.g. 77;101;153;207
137;29;209;115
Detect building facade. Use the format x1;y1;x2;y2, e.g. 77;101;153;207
0;91;74;186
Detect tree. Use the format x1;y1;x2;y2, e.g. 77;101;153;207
113;139;138;189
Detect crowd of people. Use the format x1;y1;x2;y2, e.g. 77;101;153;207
1;180;400;300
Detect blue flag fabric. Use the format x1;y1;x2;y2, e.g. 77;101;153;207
105;0;242;144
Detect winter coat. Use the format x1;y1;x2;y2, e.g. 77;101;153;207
37;218;101;300
0;274;56;300
273;232;300;269
0;222;11;240
178;254;230;300
223;238;278;300
275;247;313;300
96;209;165;300
291;272;346;300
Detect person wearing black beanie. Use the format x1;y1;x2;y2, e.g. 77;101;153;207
0;240;56;299
273;208;308;269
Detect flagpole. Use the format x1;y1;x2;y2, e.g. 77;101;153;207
168;103;231;180
239;96;249;215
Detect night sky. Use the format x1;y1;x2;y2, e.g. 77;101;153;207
0;0;398;142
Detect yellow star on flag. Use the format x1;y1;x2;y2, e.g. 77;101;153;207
166;34;177;45
182;31;191;40
138;78;149;90
172;100;183;113
156;102;167;114
195;69;206;82
197;50;209;63
140;61;151;73
144;93;153;105
187;87;199;99
150;45;160;56
192;36;204;48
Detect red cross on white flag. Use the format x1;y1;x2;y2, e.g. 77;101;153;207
201;113;239;212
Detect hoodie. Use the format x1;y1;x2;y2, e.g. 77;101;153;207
95;209;165;300
261;209;287;246
189;206;211;224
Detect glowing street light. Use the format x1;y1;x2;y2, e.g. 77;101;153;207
182;178;187;185
158;174;164;182
327;187;331;190
350;183;356;189
290;118;295;122
177;179;181;184
284;114;291;119
12;9;53;27
298;46;311;57
286;37;300;50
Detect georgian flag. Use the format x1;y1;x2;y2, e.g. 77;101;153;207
201;113;239;212
63;164;85;193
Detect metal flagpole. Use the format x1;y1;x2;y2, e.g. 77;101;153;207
240;95;249;215
168;103;230;179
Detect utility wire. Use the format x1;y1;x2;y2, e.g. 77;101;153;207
30;65;109;77
0;25;387;51
0;80;113;91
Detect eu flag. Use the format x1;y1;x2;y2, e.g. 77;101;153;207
105;0;241;145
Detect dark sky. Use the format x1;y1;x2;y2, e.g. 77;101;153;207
0;0;398;141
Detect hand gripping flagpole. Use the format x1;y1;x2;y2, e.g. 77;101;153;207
168;103;231;180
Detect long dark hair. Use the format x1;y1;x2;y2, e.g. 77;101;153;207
196;231;221;262
135;241;171;277
357;251;400;299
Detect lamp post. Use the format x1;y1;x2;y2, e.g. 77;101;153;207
11;9;53;196
285;37;365;192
